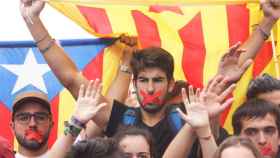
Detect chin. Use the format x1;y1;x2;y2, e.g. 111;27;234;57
142;104;164;114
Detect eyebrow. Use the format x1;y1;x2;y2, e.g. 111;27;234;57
137;76;166;80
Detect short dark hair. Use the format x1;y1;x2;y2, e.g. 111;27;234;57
247;73;280;99
232;98;280;135
114;126;154;157
66;138;124;158
213;136;262;158
131;47;174;81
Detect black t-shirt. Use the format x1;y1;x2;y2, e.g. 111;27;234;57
105;100;230;158
105;100;176;158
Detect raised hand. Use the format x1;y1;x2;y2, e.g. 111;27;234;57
261;0;280;21
20;0;45;20
217;42;252;84
177;87;210;129
200;76;235;118
73;79;107;124
119;34;138;65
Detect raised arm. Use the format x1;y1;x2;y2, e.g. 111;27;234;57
239;0;280;65
20;0;136;128
20;0;87;98
48;80;107;158
164;76;234;158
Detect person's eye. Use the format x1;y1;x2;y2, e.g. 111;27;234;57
244;128;258;136
264;127;276;135
17;114;30;121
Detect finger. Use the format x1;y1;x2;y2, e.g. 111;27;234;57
199;87;206;102
94;83;103;102
240;59;253;72
217;98;234;114
181;88;189;106
177;108;187;120
91;79;100;98
228;41;241;56
188;85;195;103
86;80;94;97
129;36;138;46
214;77;228;95
78;84;85;98
218;84;236;102
195;88;200;102
207;75;224;93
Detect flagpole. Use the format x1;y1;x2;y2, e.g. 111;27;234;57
271;30;280;79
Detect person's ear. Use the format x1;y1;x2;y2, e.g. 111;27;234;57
9;121;15;133
168;79;175;93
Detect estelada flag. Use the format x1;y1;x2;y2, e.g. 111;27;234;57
0;38;116;147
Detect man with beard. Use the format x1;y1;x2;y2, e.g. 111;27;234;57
10;91;53;158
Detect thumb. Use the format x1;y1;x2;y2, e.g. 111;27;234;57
95;103;108;113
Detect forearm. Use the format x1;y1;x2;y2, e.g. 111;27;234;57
23;15;87;99
48;134;76;158
239;17;276;65
197;125;217;158
80;120;103;139
163;124;195;158
106;50;132;103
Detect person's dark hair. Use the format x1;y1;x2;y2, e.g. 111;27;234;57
114;126;155;157
66;138;124;158
131;47;174;81
247;73;280;99
212;136;262;158
232;98;280;135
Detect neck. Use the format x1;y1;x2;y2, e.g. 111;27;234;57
18;144;48;157
141;107;166;127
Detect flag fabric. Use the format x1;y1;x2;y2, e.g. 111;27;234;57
48;0;280;134
0;38;116;148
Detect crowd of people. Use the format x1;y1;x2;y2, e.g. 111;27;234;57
2;0;280;157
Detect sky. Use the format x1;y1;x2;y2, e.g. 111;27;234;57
0;1;93;41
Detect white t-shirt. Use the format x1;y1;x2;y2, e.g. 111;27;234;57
15;152;48;158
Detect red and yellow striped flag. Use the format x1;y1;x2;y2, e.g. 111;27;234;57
47;0;280;134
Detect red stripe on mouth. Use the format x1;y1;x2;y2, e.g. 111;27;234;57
140;90;163;107
261;143;273;156
25;129;44;143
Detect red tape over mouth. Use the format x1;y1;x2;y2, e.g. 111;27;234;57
140;90;163;107
25;129;44;143
261;143;273;156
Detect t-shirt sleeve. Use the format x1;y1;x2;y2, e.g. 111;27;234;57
104;100;128;137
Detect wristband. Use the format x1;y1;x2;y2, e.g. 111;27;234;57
198;134;212;140
70;116;86;129
258;25;270;40
120;64;132;74
64;121;82;138
39;39;55;54
35;34;49;45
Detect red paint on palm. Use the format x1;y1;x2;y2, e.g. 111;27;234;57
140;90;163;107
261;143;273;156
25;129;43;143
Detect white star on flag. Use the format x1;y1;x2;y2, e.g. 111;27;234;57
1;49;50;94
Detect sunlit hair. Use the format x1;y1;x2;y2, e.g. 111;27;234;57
212;136;262;158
